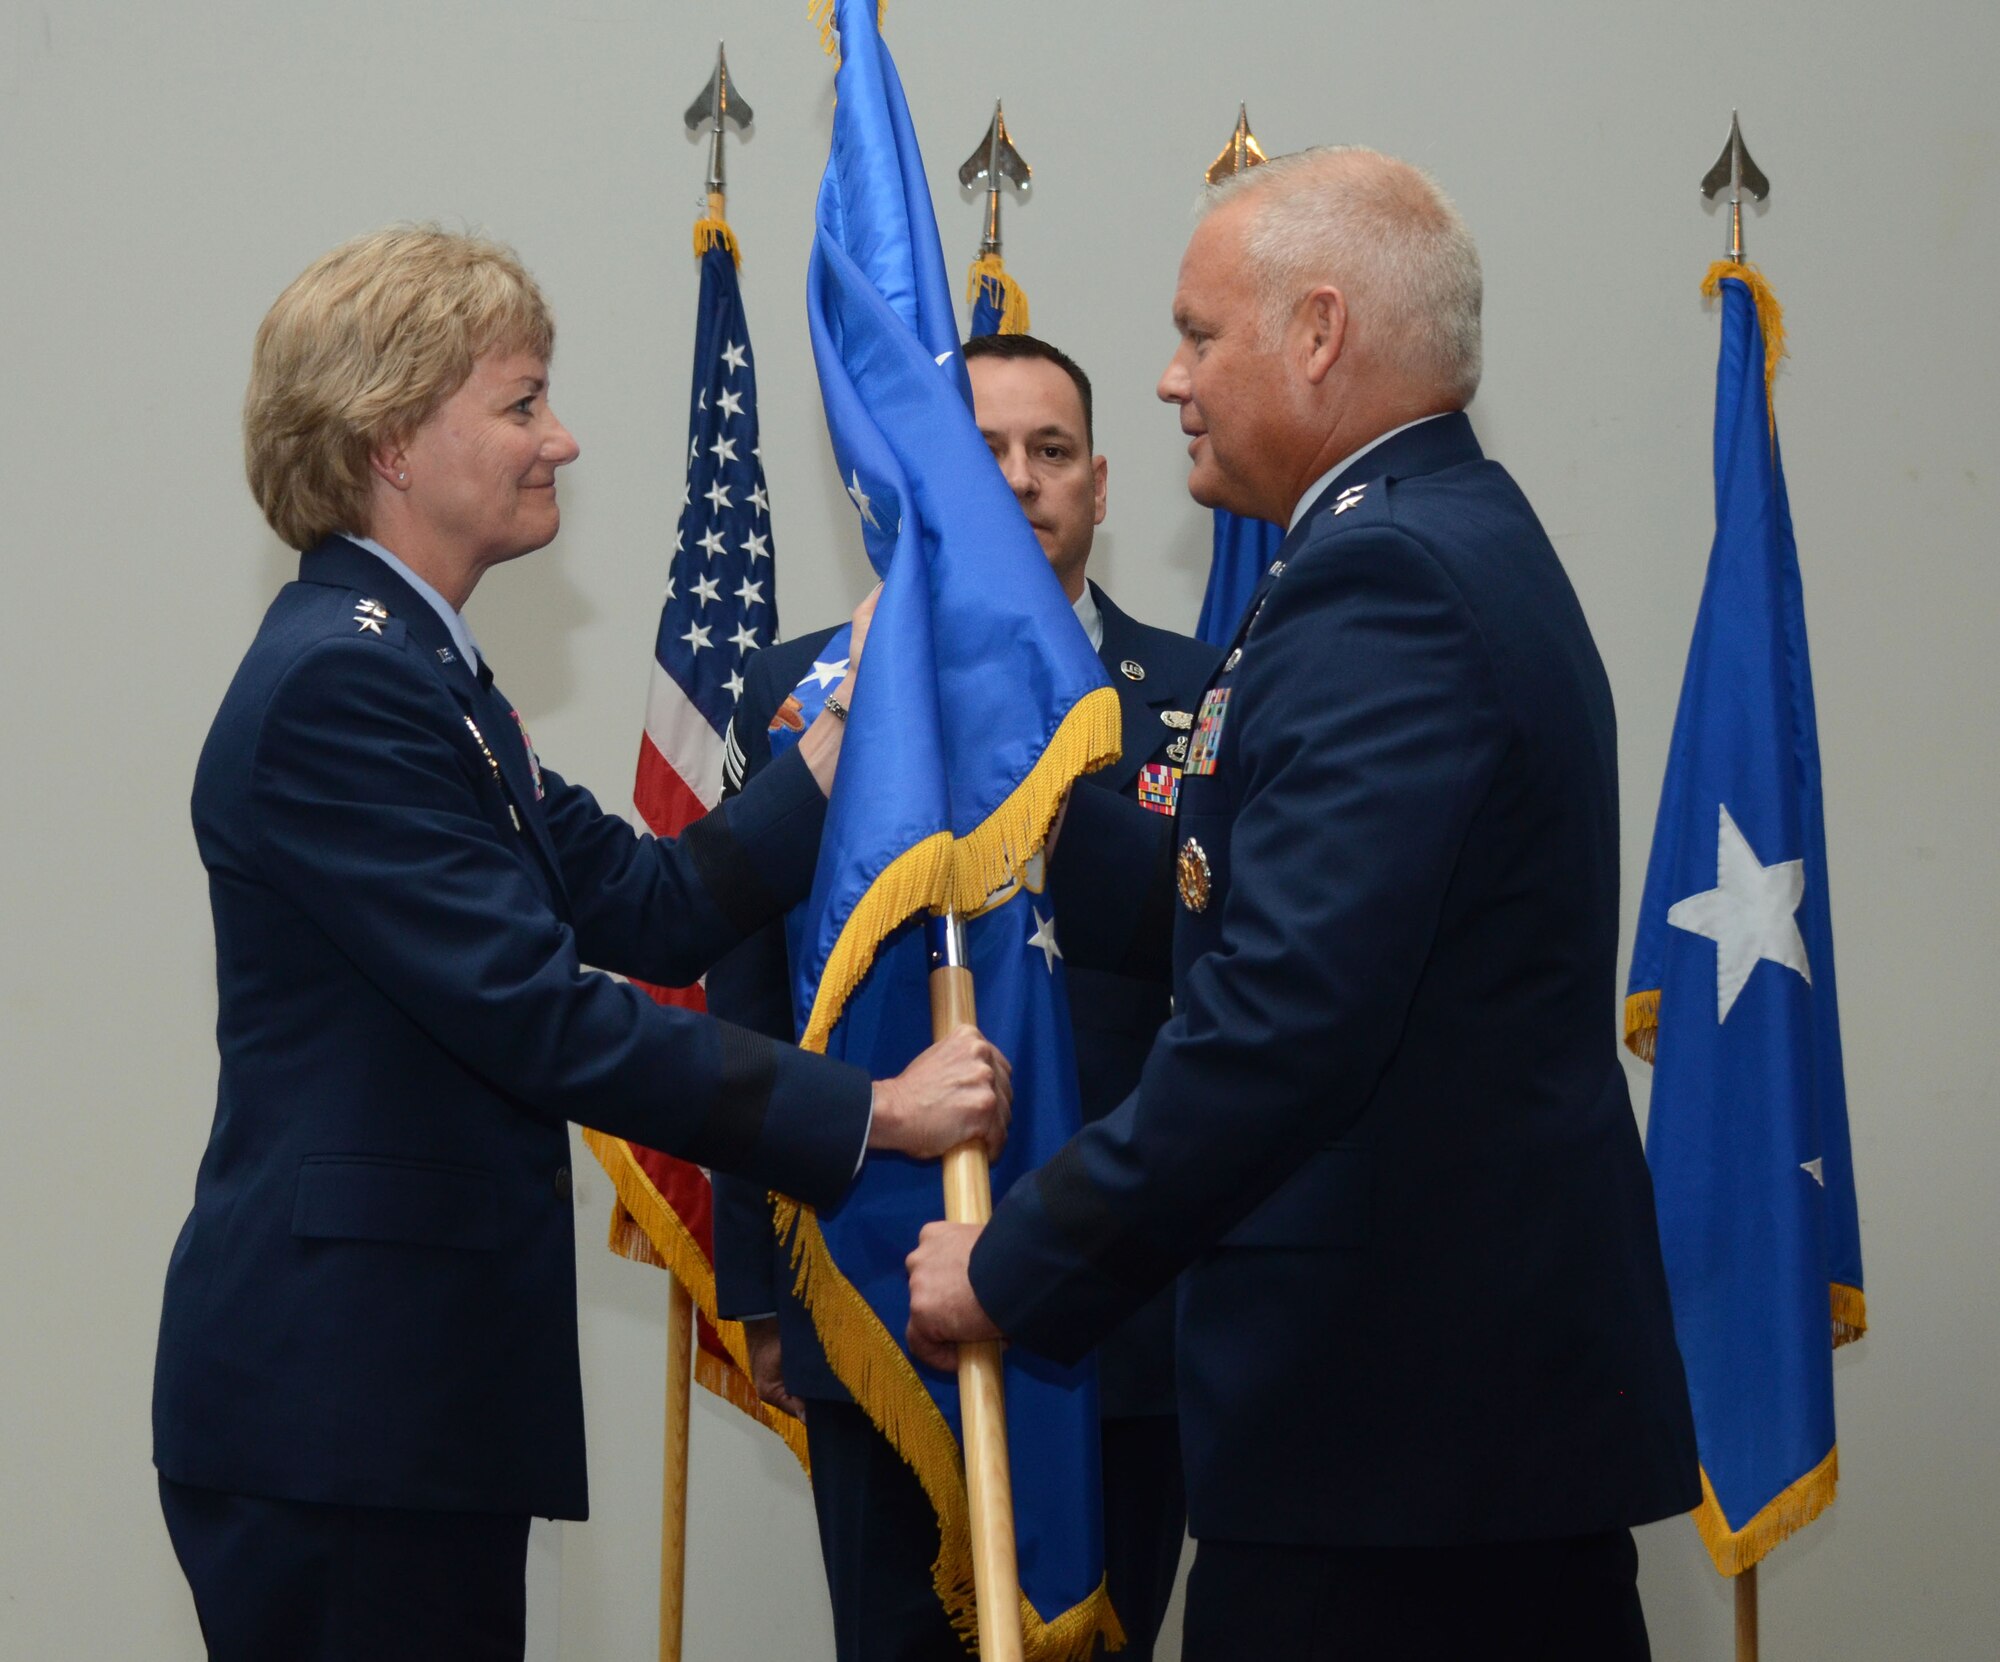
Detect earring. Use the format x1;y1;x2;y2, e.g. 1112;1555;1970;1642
397;472;408;484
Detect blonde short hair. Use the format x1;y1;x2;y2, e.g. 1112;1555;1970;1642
244;226;555;550
1209;147;1483;406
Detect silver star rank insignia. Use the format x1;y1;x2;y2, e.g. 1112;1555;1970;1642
354;597;389;635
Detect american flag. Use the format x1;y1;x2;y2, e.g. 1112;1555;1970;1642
583;237;806;1462
638;242;778;831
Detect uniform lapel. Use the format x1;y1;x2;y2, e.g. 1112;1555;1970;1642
1092;584;1179;795
298;538;571;908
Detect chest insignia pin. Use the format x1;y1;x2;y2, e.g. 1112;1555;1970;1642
1120;659;1146;682
1177;838;1212;913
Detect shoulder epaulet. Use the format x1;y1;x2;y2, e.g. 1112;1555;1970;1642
1310;475;1393;535
304;589;409;650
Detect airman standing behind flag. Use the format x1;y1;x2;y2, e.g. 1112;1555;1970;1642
908;146;1702;1661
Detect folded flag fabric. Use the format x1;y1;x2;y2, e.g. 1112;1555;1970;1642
1626;262;1865;1576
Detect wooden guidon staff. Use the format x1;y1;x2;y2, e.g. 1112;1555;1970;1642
927;911;1025;1662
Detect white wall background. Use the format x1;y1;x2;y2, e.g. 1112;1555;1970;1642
3;1;1994;1656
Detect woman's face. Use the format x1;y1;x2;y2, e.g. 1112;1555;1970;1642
398;349;579;575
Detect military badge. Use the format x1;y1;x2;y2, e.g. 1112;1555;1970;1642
1160;709;1194;731
1119;659;1146;682
353;597;389;636
1184;685;1232;777
769;695;806;734
1176;838;1211;913
1166;734;1189;765
1137;761;1181;816
511;709;545;800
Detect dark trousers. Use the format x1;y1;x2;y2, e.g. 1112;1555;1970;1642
159;1476;530;1662
804;1399;1185;1662
1099;1414;1186;1661
1181;1530;1650;1662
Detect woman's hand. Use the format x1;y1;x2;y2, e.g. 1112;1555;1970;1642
797;583;881;797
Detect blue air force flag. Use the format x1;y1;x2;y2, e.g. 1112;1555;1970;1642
772;3;1124;1654
1195;508;1282;647
1626;265;1865;1576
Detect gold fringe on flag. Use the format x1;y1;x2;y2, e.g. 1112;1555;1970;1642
1691;1448;1838;1577
1623;987;1660;1064
799;684;1122;1051
1832;1281;1868;1347
693;193;741;268
581;1127;810;1470
965;253;1032;335
772;1191;1126;1660
810;0;890;62
1702;260;1787;420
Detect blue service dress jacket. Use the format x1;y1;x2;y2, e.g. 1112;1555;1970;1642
709;585;1217;1417
153;536;873;1521
970;415;1702;1547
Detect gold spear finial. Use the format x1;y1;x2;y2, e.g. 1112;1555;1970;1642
1206;103;1269;186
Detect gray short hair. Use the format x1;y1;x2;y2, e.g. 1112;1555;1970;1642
1208;147;1483;405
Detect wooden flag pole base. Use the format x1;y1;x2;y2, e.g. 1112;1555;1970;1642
659;1275;694;1662
930;913;1026;1662
1734;1563;1758;1662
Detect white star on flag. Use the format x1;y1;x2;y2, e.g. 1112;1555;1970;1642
698;527;727;559
680;621;712;653
691;574;720;606
807;656;850;689
846;471;879;528
742;530;770;563
709;434;739;465
1027;907;1063;973
720;340;748;373
717;388;744;419
1801;1158;1825;1186
735;578;764;607
724;670;745;700
750;482;770;515
705;480;734;513
1666;803;1811;1024
728;622;761;653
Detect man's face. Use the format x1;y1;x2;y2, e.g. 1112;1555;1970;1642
1157;199;1305;524
969;354;1106;602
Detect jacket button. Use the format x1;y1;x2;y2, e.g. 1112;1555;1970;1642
553;1165;573;1202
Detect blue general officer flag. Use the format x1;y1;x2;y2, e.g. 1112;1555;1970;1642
772;4;1124;1654
1626;264;1865;1576
1194;508;1281;647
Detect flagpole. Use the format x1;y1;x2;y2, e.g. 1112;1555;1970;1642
1735;1565;1759;1662
928;911;1026;1662
658;1277;693;1662
647;47;757;1662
